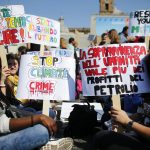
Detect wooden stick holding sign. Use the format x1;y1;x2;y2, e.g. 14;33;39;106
0;46;8;94
0;46;8;84
112;95;121;109
39;45;52;116
145;36;150;51
112;95;124;133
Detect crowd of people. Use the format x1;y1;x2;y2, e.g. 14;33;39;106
0;25;150;150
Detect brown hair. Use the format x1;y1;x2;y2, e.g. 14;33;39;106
108;29;120;44
60;37;67;49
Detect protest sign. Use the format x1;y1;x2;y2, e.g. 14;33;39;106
0;6;60;47
25;14;60;47
27;48;74;58
0;15;26;45
129;10;150;36
80;43;150;96
50;48;74;58
0;5;25;45
0;5;24;17
88;34;96;41
16;54;75;100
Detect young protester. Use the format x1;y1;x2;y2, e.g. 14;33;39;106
67;37;76;51
0;56;73;150
60;37;67;49
119;26;129;43
119;26;136;43
99;33;111;45
4;53;58;119
108;29;120;44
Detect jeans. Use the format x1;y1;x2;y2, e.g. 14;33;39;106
0;124;50;150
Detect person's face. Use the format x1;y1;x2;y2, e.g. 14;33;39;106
125;29;128;35
103;35;110;43
8;59;19;75
103;35;108;41
72;40;76;46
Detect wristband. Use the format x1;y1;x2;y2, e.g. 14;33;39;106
126;120;134;130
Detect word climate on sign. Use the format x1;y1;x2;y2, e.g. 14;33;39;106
80;43;150;96
16;54;75;100
28;55;62;95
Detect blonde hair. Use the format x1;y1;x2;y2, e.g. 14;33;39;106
60;37;67;49
109;29;120;44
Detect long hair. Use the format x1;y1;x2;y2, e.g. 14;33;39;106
108;29;120;44
6;53;20;75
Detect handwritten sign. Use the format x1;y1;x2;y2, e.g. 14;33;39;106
129;10;150;36
0;5;24;17
50;48;74;58
16;54;75;100
0;5;25;45
25;14;60;47
27;48;74;58
0;6;60;47
80;43;150;96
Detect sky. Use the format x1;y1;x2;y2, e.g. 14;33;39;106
0;0;150;28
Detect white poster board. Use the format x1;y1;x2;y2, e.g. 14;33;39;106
25;14;60;47
27;49;74;58
0;5;25;17
0;12;60;47
80;43;150;96
129;10;150;36
0;5;25;45
16;54;75;100
50;48;74;58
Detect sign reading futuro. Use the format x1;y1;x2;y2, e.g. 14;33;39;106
16;54;75;100
0;5;60;47
26;14;60;47
129;10;150;36
80;43;150;96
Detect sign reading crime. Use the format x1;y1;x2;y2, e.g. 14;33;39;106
16;54;75;100
129;10;150;36
80;43;150;96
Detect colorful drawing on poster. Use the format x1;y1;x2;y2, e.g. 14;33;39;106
26;14;60;47
16;54;75;100
0;5;25;45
